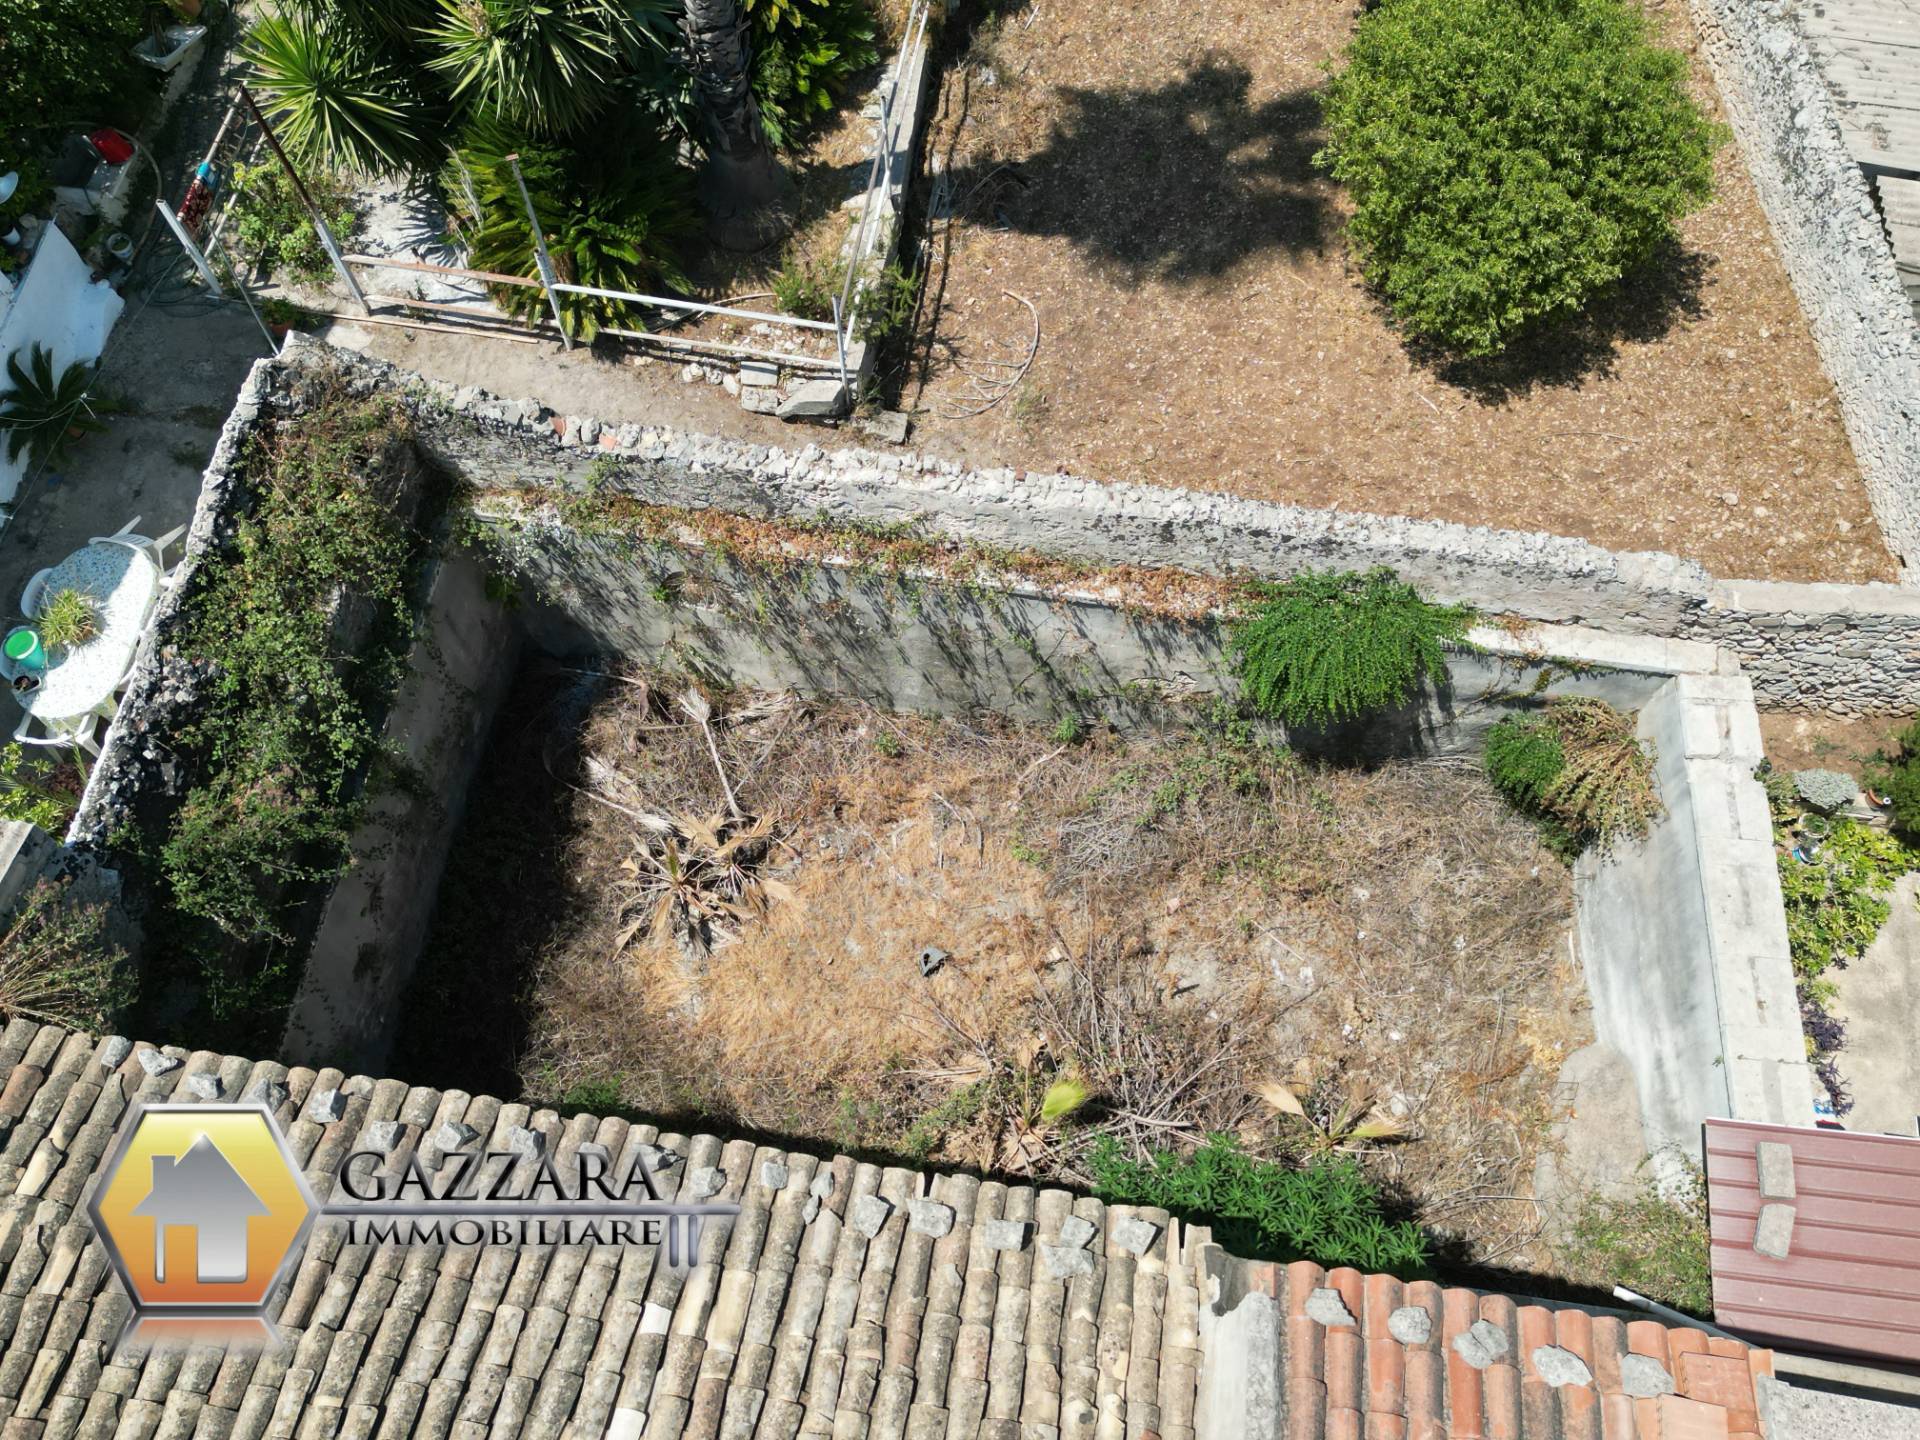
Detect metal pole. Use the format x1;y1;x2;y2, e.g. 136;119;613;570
506;154;572;350
237;85;372;315
154;198;224;297
831;295;851;395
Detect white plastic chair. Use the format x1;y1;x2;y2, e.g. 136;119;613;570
14;709;99;758
18;569;51;618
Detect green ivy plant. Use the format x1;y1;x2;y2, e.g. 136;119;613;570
1230;568;1474;728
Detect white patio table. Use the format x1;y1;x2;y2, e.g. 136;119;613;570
15;540;160;725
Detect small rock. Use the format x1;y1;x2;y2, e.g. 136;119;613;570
810;1170;836;1199
506;1126;545;1159
187;1074;223;1101
908;1199;955;1237
1058;1215;1098;1250
740;361;780;388
306;1088;348;1122
1452;1319;1510;1370
761;1160;791;1190
136;1049;182;1077
687;1166;725;1199
1111;1216;1159;1256
777;378;850;420
856;409;911;445
679;362;703;384
741;388;782;415
1041;1243;1095;1279
1532;1345;1593;1388
96;1036;132;1070
802;1195;822;1224
1388;1306;1433;1346
1620;1353;1675;1398
982;1219;1028;1252
849;1194;893;1238
244;1078;291;1112
435;1120;480;1153
1305;1288;1357;1329
918;945;948;978
723;374;741;397
364;1120;403;1154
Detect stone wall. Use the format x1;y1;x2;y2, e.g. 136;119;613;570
1576;673;1813;1173
1686;0;1920;575
350;338;1920;716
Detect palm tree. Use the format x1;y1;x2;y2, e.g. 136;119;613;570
682;0;794;250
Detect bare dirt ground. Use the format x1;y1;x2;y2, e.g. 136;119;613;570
1758;711;1904;776
401;665;1587;1266
898;0;1892;584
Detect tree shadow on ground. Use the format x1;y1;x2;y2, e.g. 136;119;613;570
1410;242;1715;404
957;57;1336;283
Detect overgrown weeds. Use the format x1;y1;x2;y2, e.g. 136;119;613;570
1559;1163;1712;1316
1485;699;1661;857
408;670;1580;1266
0;880;129;1033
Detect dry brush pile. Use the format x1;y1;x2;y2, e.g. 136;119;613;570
513;675;1584;1263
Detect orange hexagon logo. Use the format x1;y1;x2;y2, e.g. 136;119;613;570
89;1103;317;1314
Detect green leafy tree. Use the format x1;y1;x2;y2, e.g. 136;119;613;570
242;13;437;174
1231;568;1474;728
1317;0;1722;357
0;1;152;157
1866;719;1920;839
423;0;653;137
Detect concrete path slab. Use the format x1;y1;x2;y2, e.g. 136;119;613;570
1831;872;1920;1136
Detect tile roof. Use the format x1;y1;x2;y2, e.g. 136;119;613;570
0;1019;1775;1440
1241;1260;1773;1440
1705;1116;1920;1365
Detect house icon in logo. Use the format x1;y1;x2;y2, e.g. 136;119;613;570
90;1102;318;1316
131;1133;270;1284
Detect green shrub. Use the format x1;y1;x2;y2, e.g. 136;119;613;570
749;0;881;149
230;161;360;284
0;746;78;833
0;1;152;160
1866;719;1920;838
1317;0;1721;357
1087;1134;1428;1272
1778;817;1910;993
1485;700;1660;855
158;388;419;947
1563;1164;1712;1317
1231;568;1474;728
772;254;838;320
455;119;698;341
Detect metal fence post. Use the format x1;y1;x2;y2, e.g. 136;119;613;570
238;86;372;316
506;154;573;350
831;295;851;395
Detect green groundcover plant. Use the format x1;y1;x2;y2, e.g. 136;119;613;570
1317;0;1722;357
1089;1134;1429;1272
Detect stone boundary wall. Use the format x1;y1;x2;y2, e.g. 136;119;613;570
331;330;1920;716
1576;673;1813;1174
1687;0;1920;574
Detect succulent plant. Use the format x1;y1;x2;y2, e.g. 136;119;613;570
1792;768;1859;814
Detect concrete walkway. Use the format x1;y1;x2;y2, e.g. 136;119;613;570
1832;872;1920;1136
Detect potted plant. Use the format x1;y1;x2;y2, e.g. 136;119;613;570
259;296;305;339
0;344;106;467
36;589;99;653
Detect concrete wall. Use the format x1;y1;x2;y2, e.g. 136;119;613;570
1576;673;1812;1171
282;546;521;1073
1686;0;1920;576
507;527;1693;754
344;340;1920;715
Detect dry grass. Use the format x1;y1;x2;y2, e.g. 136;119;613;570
896;0;1891;584
501;674;1584;1263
